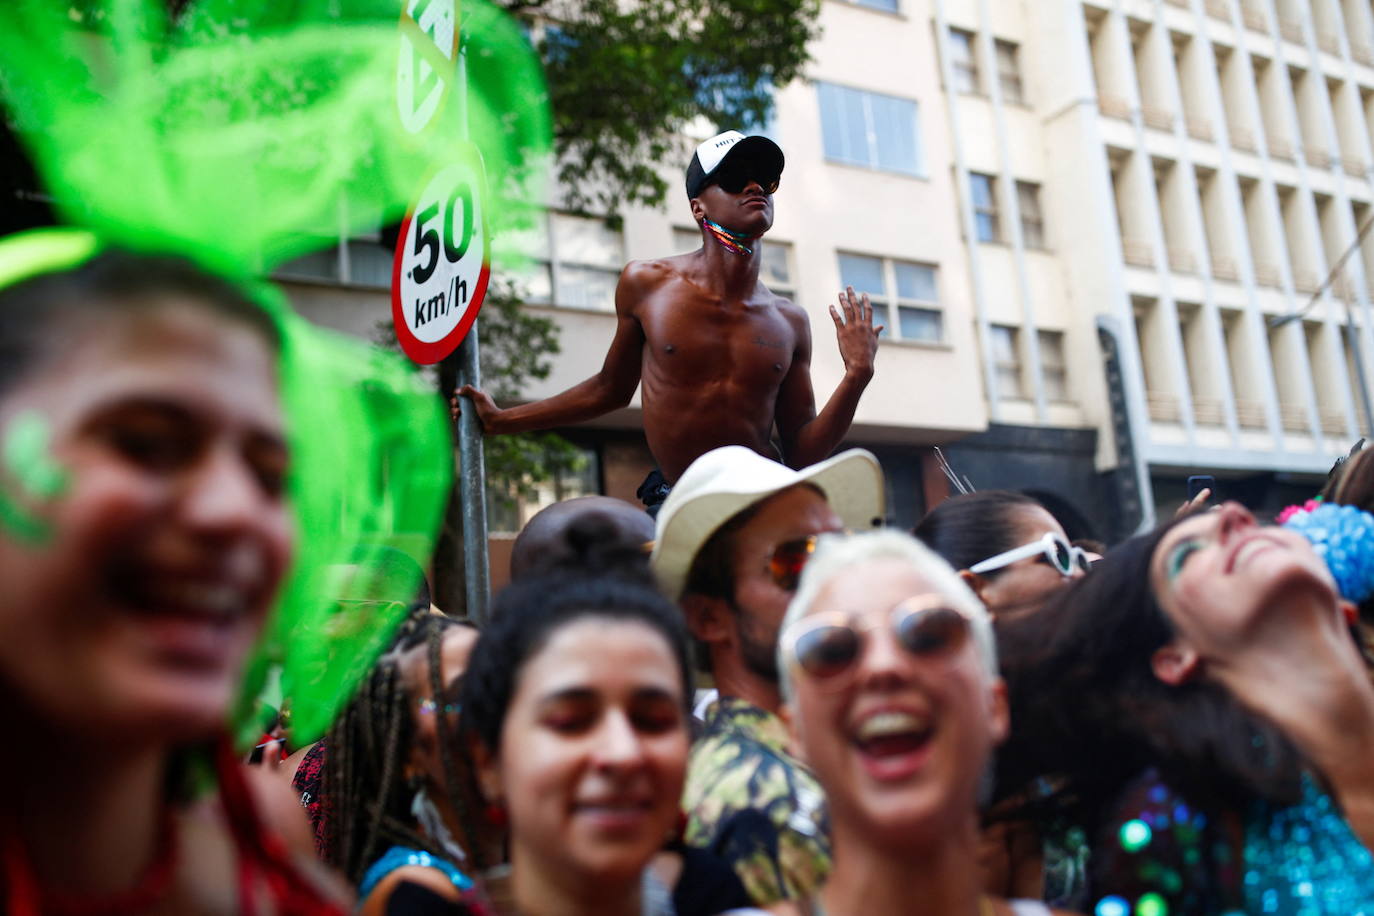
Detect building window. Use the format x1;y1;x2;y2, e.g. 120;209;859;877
276;232;394;288
674;227;797;301
949;28;980;94
512;212;625;311
817;82;924;176
1017;181;1045;249
996;39;1024;103
845;0;899;10
673;227;701;255
837;253;943;343
275;196;395;289
761;242;797;301
487;444;600;535
970;173;1000;242
1038;330;1069;401
990;324;1024;398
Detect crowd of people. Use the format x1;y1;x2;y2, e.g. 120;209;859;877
2;5;1373;909
2;234;1373;913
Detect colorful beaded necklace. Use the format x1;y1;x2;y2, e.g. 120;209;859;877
701;217;755;256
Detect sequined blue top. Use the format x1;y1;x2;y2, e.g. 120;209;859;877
1089;771;1374;916
1242;775;1374;915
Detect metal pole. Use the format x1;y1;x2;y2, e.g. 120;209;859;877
453;39;491;621
456;326;491;621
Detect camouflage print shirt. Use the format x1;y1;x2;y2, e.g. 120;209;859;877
682;696;831;904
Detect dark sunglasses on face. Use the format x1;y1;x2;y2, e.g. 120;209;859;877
967;532;1091;578
766;535;822;592
710;162;781;195
782;595;974;687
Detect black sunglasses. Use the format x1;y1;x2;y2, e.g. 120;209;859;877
709;161;780;195
782;595;973;687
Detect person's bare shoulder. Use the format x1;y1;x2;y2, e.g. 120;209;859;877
616;257;684;316
621;256;684;292
771;292;811;343
771;291;806;319
242;762;316;858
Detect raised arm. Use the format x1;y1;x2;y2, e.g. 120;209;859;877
458;263;651;435
774;287;880;468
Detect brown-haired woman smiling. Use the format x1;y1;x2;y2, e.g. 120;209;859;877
0;242;349;913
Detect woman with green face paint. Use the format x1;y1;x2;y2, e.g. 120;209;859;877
0;238;369;913
0;0;535;907
992;505;1374;915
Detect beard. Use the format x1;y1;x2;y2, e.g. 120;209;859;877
733;609;781;684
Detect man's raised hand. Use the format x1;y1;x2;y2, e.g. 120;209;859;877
830;285;881;382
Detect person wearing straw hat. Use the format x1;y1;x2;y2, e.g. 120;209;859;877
459;130;882;516
649;445;885;905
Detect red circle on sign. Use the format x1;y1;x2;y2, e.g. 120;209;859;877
390;213;490;364
391;153;491;365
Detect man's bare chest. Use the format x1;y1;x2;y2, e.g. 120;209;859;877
638;294;796;385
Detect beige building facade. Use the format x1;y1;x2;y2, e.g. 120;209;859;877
281;0;1374;541
952;0;1374;521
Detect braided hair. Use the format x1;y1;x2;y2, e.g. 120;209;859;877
321;605;481;885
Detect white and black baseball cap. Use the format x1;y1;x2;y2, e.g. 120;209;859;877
684;130;785;199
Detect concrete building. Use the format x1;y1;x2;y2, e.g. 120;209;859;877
279;0;1374;546
992;0;1374;526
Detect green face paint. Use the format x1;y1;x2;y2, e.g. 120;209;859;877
1165;538;1202;583
0;411;70;543
5;412;69;501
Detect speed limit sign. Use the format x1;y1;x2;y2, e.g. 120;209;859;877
391;146;490;364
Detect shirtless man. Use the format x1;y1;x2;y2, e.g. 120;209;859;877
459;130;882;512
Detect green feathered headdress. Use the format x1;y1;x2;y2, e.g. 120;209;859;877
0;0;551;746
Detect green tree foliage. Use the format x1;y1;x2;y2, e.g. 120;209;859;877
506;0;822;219
473;280;586;508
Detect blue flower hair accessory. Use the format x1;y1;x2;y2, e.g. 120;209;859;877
1282;503;1374;604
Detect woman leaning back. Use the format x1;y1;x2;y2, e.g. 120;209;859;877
995;502;1374;913
0;239;354;912
755;529;1077;916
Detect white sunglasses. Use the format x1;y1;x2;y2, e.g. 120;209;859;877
968;532;1091;578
